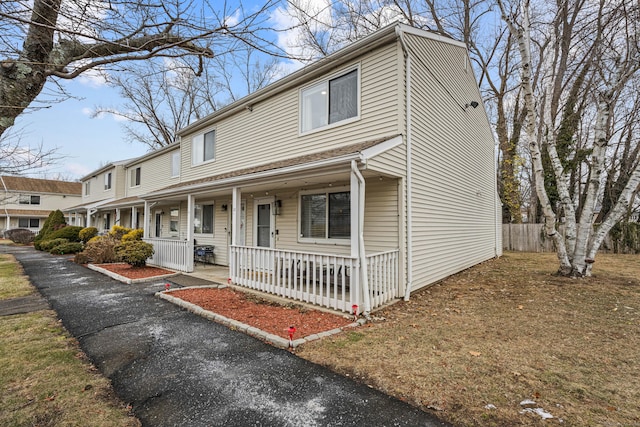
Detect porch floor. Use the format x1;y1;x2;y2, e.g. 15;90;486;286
188;264;230;285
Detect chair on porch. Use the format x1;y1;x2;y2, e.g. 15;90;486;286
194;240;215;266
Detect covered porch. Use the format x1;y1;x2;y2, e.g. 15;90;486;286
142;137;404;313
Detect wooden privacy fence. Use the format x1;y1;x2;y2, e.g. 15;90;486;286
502;224;616;253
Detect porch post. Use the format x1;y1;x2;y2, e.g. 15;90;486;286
230;187;242;281
186;194;195;272
231;187;241;246
115;208;121;226
187;194;194;243
131;206;136;228
87;211;92;227
351;160;371;315
350;170;360;258
143;201;149;238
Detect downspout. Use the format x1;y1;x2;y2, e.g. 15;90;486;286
351;160;371;317
396;26;413;301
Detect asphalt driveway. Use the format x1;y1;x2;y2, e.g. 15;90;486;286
5;245;450;427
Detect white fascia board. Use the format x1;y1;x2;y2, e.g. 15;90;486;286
397;23;468;49
359;135;404;160
143;153;362;200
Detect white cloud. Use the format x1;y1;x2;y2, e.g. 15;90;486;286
65;162;93;178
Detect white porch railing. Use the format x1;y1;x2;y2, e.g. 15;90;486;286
144;238;193;272
366;250;400;308
230;246;400;313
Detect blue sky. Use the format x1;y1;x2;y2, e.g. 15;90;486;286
10;0;313;181
13;77;149;180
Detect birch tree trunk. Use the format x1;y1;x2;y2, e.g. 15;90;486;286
499;0;640;277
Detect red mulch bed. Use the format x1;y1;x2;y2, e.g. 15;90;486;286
90;263;354;341
95;263;174;279
169;287;354;340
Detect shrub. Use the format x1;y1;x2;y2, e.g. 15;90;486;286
47;226;83;242
49;242;84;255
122;228;144;242
78;227;99;243
73;252;90;265
4;229;35;244
35;210;66;248
109;225;133;241
39;238;69;252
76;235;119;264
115;240;154;267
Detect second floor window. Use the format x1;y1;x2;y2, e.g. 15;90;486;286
301;68;359;133
104;172;112;190
18;194;41;205
192;130;216;165
171;152;180;177
84;181;90;196
131;167;141;187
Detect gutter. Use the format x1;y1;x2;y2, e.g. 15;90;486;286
143;152;362;199
396;27;414;302
351;160;371;317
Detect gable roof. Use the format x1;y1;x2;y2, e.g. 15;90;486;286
177;23;464;137
1;176;81;195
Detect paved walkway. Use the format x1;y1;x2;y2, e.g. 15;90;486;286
4;245;450;427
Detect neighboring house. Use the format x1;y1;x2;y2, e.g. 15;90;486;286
0;175;82;234
64;160;129;231
132;23;502;314
90;143;180;239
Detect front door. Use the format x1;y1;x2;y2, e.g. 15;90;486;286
254;197;274;248
254;197;275;271
155;212;162;237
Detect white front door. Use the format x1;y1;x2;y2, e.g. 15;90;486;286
254;197;274;248
254;197;275;271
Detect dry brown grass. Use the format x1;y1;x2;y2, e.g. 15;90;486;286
298;252;640;426
0;253;140;427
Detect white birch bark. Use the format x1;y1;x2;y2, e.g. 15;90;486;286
500;0;572;273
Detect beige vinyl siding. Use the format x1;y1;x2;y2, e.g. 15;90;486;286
127;148;179;197
362;178;400;253
180;42;401;183
99;168;118;199
242;181;399;256
404;34;498;291
114;165;127;199
3;193;82;212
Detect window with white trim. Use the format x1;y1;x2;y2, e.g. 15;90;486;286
18;194;40;205
84;181;91;196
18;218;39;228
169;207;179;233
300;190;350;241
192;130;215;165
194;203;214;234
130;167;141;187
171;151;180;177
301;68;359;133
104;172;112;190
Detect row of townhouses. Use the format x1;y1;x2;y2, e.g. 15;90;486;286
1;175;82;233
51;24;501;314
